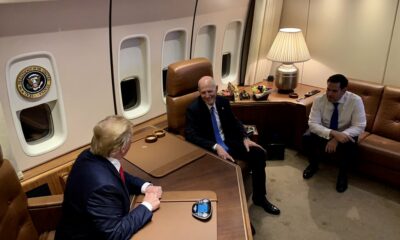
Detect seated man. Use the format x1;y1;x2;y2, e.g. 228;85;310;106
185;76;280;215
56;115;162;240
302;74;366;192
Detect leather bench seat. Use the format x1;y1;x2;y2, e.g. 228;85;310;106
358;134;400;171
348;79;400;187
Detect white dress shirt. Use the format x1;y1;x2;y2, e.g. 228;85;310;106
308;91;366;139
108;157;152;211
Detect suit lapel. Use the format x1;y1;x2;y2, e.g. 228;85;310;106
197;97;215;139
101;157;130;197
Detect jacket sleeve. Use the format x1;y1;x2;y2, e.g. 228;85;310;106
87;185;152;240
185;104;216;152
124;172;146;195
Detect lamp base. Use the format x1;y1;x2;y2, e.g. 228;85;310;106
275;64;298;92
277;89;294;94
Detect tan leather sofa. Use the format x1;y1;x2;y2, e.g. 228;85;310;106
347;79;400;187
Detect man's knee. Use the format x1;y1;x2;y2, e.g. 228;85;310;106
247;147;266;167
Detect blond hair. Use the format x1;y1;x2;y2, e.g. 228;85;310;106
90;115;133;157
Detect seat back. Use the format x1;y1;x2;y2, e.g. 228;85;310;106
371;86;400;141
166;58;213;135
347;79;384;132
0;145;39;240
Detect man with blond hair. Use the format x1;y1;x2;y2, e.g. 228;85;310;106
56;115;162;240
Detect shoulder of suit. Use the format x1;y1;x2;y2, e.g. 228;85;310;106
188;96;203;110
216;95;229;104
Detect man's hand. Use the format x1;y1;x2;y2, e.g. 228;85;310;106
215;144;235;163
145;185;162;199
330;130;355;143
243;138;266;152
143;192;161;211
325;138;338;153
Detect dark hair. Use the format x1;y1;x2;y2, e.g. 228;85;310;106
327;74;348;89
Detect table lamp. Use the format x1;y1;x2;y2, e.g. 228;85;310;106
267;28;310;93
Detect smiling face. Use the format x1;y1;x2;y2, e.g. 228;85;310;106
326;81;346;103
198;76;218;106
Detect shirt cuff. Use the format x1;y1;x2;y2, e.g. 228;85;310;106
141;201;153;211
141;182;152;193
212;144;217;151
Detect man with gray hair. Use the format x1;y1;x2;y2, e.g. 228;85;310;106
185;76;280;215
56;115;162;240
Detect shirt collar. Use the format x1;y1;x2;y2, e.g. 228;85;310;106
337;91;348;104
107;157;121;172
206;102;216;111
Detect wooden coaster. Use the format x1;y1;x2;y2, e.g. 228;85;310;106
153;130;166;138
145;135;158;143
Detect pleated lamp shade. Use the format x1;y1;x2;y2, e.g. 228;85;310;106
267;28;310;63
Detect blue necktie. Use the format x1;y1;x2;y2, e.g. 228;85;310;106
330;102;339;130
210;106;229;151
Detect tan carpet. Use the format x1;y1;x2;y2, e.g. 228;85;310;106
249;149;400;240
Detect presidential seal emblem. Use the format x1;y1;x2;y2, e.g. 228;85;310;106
16;65;52;99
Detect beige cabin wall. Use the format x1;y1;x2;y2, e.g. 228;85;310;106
0;0;113;171
194;0;250;88
0;29;114;171
0;0;249;172
279;0;400;88
245;0;283;85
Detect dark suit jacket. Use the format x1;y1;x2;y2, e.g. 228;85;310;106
185;96;247;152
55;149;152;240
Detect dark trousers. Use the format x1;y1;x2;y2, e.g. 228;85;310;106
302;130;358;178
226;139;267;199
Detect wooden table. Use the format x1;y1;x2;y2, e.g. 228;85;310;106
122;128;252;240
231;83;324;149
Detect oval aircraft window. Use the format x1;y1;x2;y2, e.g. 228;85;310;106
20;103;53;144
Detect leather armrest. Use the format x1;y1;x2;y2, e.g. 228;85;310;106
28;194;63;234
28;194;63;209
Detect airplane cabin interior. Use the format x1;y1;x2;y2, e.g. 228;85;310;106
0;0;399;239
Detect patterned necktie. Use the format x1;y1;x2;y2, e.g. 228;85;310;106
210;106;229;151
330;102;339;130
119;165;126;184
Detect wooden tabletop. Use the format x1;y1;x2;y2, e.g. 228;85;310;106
233;82;325;106
122;130;252;240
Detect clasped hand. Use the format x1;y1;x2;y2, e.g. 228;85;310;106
143;185;162;211
326;130;355;153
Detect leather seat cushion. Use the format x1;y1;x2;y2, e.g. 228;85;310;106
358;134;400;171
0;159;39;240
166;92;199;135
371;86;400;141
347;79;384;132
39;230;55;240
166;58;212;97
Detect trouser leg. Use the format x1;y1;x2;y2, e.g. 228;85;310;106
302;130;328;168
228;141;267;199
335;138;358;178
247;147;267;198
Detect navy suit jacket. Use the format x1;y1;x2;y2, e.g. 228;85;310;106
55;149;152;240
185;96;247;152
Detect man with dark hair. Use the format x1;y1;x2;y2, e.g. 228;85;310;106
185;76;280;215
302;74;366;192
